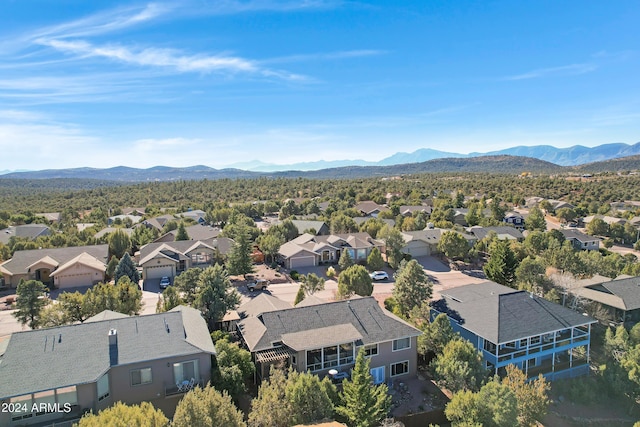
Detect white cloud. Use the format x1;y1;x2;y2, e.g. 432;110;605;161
505;63;596;81
262;49;385;64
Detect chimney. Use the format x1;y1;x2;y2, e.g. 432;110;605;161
108;329;118;365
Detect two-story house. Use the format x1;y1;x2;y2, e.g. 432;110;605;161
236;295;421;385
431;281;597;381
0;306;215;426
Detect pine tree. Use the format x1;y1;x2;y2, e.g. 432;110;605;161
227;229;254;277
13;279;48;328
338;249;354;270
483;240;518;288
108;228;131;259
367;247;384;271
336;348;391;427
294;284;306;305
173;385;246;427
106;255;119;279
175;222;189;241
114;252;140;285
392;259;432;317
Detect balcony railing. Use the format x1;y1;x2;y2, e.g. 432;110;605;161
165;378;205;397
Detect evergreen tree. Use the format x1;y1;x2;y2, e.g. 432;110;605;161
76;401;168;427
248;368;292;427
106;255;119;279
378;225;405;269
13;279;48;328
114;252;140;285
338;249;354;270
438;230;470;260
337;265;373;298
336;348;391;427
108;228;132;259
432;338;486;393
524;207;547;231
367;247;384;271
157;285;183;312
392;259;432;317
195;264;241;330
300;273;325;295
213;339;255;401
173;267;202;305
227;229;254;277
294;284;306;305
502;365;550;427
173;385;246;427
483;240;518;288
175;222;189;241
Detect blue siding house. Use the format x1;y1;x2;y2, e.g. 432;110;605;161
431;281;597;381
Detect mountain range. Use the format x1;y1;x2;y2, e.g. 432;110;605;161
225;142;640;171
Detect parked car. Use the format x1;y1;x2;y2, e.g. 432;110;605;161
159;276;171;289
247;279;269;291
369;271;389;281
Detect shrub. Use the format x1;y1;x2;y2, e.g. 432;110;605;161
326;266;336;278
290;270;299;280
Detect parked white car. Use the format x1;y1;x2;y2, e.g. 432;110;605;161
369;271;389;281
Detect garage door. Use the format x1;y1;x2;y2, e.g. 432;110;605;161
57;273;95;289
289;256;315;269
145;265;174;280
407;245;430;257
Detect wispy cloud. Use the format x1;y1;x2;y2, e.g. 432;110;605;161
29;3;171;40
197;0;345;15
505;63;597;80
262;49;385;64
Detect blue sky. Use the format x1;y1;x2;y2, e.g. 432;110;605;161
1;0;639;170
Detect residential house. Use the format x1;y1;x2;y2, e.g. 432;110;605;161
401;228;476;258
178;209;207;224
140;214;177;232
0;245;109;289
525;197;544;208
94;227;134;240
452;208;492;227
559;229;601;251
153;224;221;243
581;215;626;227
236;295;421;384
36;212;61;223
503;212;525;230
0;224;51;245
571;275;640;327
431;281;596;380
277;232;384;270
0;306;215;425
548;200;575;211
107;215;142;226
139;239;234;281
398;205;432;217
285;220;330;236
468;226;524;242
354;201;389;218
122;207;146;216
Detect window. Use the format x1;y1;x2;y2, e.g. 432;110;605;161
307;349;323;371
56;386;77;407
10;394;33;421
173;360;199;384
191;252;211;264
363;343;378;357
483;340;496;352
97;373;110;401
131;367;153;386
291;355;297;366
503;341;516;349
391;361;409;377
323;345;338;369
33;390;56;416
530;336;541;346
393;337;411;351
339;343;354;365
519;338;528;347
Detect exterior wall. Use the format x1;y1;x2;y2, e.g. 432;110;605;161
110;352;212;411
54;265;104;289
6;273;29;288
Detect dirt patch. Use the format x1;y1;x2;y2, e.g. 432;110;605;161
230;264;290;285
390;372;448;418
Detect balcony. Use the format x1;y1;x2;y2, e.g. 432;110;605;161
164;378;205;397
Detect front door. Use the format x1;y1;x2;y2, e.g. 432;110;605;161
370;366;385;385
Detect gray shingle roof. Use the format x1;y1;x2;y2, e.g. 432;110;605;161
237;293;292;318
0;224;51;244
0;306;214;399
238;296;421;352
559;229;600;243
139;237;234;262
468;226;524;241
580;276;640;311
433;282;595;344
0;245;109;276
